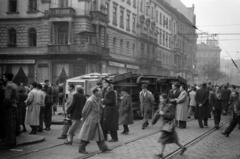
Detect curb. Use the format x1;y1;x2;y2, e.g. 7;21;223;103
16;136;46;147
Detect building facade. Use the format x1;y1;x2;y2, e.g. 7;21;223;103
196;39;221;83
0;0;197;84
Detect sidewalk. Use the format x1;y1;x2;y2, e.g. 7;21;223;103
16;134;45;147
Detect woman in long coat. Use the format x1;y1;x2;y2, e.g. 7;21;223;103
78;87;110;154
175;85;189;129
156;94;186;159
25;82;42;134
119;88;133;134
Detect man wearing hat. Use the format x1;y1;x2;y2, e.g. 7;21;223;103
101;79;119;142
139;83;155;129
196;83;210;128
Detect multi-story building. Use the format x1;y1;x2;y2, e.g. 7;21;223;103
196;39;221;83
0;0;197;83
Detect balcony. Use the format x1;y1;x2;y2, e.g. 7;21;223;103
0;47;48;55
90;11;108;25
48;44;109;57
49;8;75;18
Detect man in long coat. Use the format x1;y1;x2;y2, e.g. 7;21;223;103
1;73;18;149
119;88;133;134
139;84;155;129
25;82;42;134
78;87;110;154
58;84;75;139
195;83;209;128
101;79;118;142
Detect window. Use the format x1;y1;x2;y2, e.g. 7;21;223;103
28;28;37;47
59;0;68;8
8;28;17;47
8;0;17;13
113;37;116;48
120;39;123;48
126;41;129;53
112;3;118;26
105;2;110;19
156;10;158;23
126;11;131;31
28;0;37;12
132;43;135;52
132;14;136;33
52;22;69;45
159;12;162;25
133;0;136;8
120;7;124;29
127;0;131;5
140;0;143;12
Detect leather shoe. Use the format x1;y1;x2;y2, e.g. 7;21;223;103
58;136;67;139
64;141;72;145
180;147;187;155
108;139;118;142
78;150;88;154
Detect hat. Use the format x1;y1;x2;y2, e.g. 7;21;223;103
103;78;113;84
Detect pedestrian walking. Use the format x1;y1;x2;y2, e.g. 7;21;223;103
43;80;53;131
222;91;240;137
38;84;46;132
64;86;86;145
78;87;110;154
155;94;186;159
119;88;133;135
58;84;75;139
174;84;189;129
139;83;155;129
211;89;222;129
101;79;119;142
196;83;209;128
188;86;197;119
0;73;18;149
221;85;231;115
25;82;42;135
169;83;181;106
17;85;28;132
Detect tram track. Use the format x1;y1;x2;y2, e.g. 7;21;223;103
164;120;229;159
6;118;229;159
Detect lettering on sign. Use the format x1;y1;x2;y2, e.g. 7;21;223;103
109;61;125;68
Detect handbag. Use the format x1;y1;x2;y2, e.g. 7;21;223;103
162;120;175;132
152;111;161;125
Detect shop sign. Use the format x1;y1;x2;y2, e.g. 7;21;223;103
109;61;125;68
0;59;35;64
126;64;139;70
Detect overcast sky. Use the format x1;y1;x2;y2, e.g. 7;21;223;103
181;0;240;59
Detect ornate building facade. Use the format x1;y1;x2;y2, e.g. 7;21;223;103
0;0;197;83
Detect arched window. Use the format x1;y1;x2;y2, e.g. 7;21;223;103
28;28;37;47
8;28;16;47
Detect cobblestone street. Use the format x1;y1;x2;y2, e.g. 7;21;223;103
173;124;240;159
2;116;237;159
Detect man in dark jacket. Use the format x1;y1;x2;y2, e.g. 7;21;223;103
221;85;231;115
1;73;18;149
222;91;240;137
101;79;118;142
44;80;53;131
195;83;209;128
64;86;86;145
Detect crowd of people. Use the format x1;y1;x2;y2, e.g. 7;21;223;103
1;72;240;159
0;73;59;149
